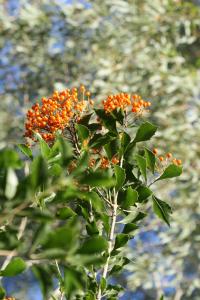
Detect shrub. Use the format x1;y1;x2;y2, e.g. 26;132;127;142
0;86;182;300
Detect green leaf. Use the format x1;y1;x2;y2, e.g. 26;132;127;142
114;234;129;250
35;132;50;158
5;168;18;199
85;291;96;300
78;113;93;126
120;132;131;156
123;223;138;234
0;149;22;169
111;108;125;125
144;148;155;173
33;249;67;259
79;191;104;213
152;195;172;226
100;277;107;292
78;236;108;254
72;151;89;175
88;123;102;132
119;211;147;224
156;164;182;181
109;257;131;275
30;156;48;189
17;143;33;159
48;163;62;176
137;186;152;202
135;154;147;181
90;133;115;148
42;221;78;251
104;138;120;160
64;267;85;299
56;207;76;220
80;171;115;187
124;141;136;161
32;265;54;299
114;165;126;190
132;212;147;223
123;187;138;208
133;122;157;143
0;286;5;299
159;296;164;300
0;257;26;276
95;109;117;134
86;221;99;236
58;137;73;166
75;124;89;142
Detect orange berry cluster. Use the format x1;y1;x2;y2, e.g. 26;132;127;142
100;156;119;169
102;93;151;114
131;94;151;113
103;93;131;112
153;148;182;165
4;298;15;300
88;154;119;170
25;86;91;143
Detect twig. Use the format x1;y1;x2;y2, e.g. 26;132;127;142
0;217;27;281
97;156;123;299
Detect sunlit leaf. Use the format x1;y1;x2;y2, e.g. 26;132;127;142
152;195;172;226
0;257;26;277
133;122;157;143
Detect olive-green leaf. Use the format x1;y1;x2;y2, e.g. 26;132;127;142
78;236;108;254
17;143;33;159
132;212;147;223
114;233;129;250
80;171;115;187
123;187;138;208
152;195;172;226
72;151;89;175
75;124;89;142
58;137;73;166
135;154;147;181
144;148;155;173
56;207;76;220
114;165;126;190
133;122;157;143
35;132;50;158
137;186;152;202
95;109;117;134
120;132;131;155
0;286;5;300
90;133;115;148
31;156;48;189
122;223;138;234
100;277;107;292
64;267;85;299
0;257;26;277
156;164;182;181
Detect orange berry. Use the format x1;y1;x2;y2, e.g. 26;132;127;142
166;152;172;159
111;156;119;164
80;85;85;92
86;91;91;97
176;159;182;165
153;148;158;155
172;159;178;165
159;156;164;162
132;107;140;113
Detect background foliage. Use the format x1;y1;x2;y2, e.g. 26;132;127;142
0;0;199;299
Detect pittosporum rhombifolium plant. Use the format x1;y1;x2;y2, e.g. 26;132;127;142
0;86;182;300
